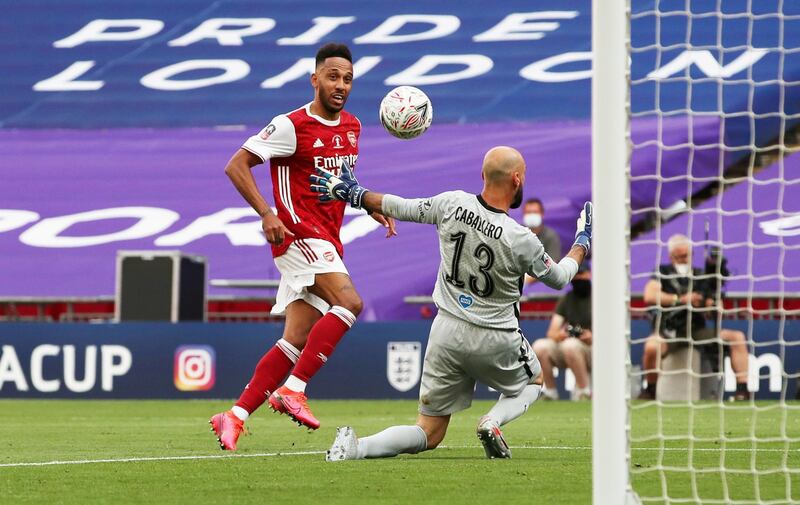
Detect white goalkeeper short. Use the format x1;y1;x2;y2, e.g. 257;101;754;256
271;238;349;316
418;311;542;417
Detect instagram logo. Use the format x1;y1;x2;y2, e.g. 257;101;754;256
174;346;216;391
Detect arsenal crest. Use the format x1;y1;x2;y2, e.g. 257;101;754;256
324;251;335;262
387;342;421;392
347;131;357;147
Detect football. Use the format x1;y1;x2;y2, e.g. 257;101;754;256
378;86;433;140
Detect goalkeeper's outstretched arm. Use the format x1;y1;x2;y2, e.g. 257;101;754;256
309;162;593;289
366;192;443;224
309;162;442;224
535;247;586;290
526;202;592;290
361;191;388;216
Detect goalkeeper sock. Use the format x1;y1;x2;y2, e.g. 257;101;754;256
485;384;543;426
235;339;300;413
357;425;428;459
289;306;355;386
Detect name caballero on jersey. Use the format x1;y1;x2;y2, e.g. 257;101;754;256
314;153;359;172
454;206;504;240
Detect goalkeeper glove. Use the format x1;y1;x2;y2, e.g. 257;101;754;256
573;201;592;253
309;159;369;209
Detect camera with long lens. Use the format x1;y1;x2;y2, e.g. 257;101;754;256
702;245;730;300
566;324;584;338
702;219;730;300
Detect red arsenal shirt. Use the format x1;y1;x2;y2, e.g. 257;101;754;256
242;103;361;259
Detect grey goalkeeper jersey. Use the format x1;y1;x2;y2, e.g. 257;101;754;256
382;190;578;330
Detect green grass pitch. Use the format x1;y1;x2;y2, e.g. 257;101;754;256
0;400;798;504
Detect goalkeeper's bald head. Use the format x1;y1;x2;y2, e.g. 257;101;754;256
482;146;526;209
482;146;525;184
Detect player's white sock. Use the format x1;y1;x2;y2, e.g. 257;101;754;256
231;406;249;421
284;375;307;393
357;425;428;459
485;384;543;426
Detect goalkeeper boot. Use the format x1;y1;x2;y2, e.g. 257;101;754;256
326;426;359;462
477;416;512;459
268;386;320;430
209;410;246;451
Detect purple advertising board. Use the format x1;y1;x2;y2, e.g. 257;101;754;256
631;158;800;294
2;119;798;318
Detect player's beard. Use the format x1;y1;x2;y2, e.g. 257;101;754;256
510;186;524;209
320;88;346;115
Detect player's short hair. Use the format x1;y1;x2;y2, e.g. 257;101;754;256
315;43;353;67
667;234;691;254
524;198;544;212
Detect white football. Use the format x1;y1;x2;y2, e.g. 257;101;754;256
378;86;433;140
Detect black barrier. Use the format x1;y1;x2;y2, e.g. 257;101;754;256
0;321;795;399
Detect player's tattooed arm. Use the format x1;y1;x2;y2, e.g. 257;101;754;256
225;148;294;245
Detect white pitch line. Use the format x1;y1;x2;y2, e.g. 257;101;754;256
0;450;325;468
0;445;795;469
444;445;797;453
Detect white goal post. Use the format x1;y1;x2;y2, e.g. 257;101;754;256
592;0;635;504
593;1;799;504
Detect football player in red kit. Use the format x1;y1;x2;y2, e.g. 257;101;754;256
210;43;396;450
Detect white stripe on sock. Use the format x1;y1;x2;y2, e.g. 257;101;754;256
276;339;301;363
329;305;356;327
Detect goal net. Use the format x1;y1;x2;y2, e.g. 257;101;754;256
620;1;800;504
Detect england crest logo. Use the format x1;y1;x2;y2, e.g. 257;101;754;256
387;342;421;392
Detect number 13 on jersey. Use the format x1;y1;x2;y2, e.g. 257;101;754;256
445;232;495;298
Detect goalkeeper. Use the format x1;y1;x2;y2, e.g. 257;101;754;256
311;146;591;460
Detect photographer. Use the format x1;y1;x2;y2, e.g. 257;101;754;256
637;234;750;401
533;263;592;400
